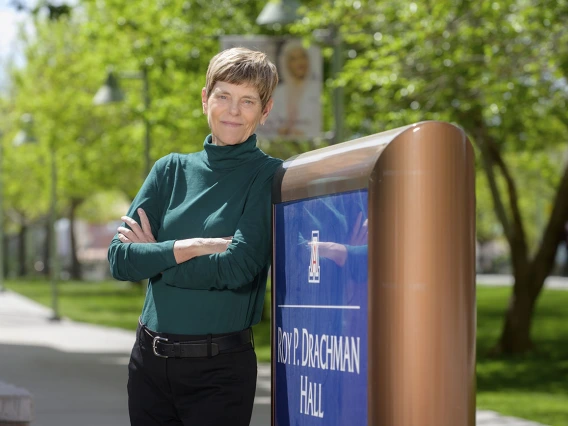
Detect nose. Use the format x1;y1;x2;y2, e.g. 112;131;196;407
229;100;240;116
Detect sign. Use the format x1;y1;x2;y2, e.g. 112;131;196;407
273;189;369;425
220;35;322;141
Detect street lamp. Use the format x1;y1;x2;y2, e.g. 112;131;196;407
256;0;300;26
256;1;345;144
13;113;60;321
93;71;124;105
94;67;152;177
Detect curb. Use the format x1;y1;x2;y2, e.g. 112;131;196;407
0;381;33;426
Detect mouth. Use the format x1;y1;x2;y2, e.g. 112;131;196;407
221;121;242;127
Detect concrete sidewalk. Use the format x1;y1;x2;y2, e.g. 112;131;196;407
477;274;568;290
0;288;549;426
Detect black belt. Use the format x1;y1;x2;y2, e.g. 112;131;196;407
140;321;253;359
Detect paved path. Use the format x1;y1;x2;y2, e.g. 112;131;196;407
477;274;568;290
0;287;553;426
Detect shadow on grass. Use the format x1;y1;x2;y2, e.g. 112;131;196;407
476;287;568;397
477;354;568;394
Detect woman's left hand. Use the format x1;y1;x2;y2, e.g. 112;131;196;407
117;208;157;244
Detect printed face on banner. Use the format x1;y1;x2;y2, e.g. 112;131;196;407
220;35;322;141
273;189;369;426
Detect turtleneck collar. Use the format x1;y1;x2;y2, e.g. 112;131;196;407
202;133;264;170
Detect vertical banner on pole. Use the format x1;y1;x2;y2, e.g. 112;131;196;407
220;35;322;141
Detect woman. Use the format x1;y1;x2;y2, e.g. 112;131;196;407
107;47;281;426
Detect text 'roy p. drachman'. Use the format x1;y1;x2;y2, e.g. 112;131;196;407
277;327;361;373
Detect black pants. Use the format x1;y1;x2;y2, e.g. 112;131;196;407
127;324;257;426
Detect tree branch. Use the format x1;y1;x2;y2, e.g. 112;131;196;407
465;108;514;245
476;137;512;241
485;135;529;261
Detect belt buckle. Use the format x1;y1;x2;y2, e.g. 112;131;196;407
211;342;219;357
152;335;169;358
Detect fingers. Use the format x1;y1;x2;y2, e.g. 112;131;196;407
117;233;131;243
354;212;363;234
359;218;368;235
354;219;368;245
121;215;144;239
117;226;139;243
349;212;363;245
137;208;156;243
349;212;368;246
117;211;156;244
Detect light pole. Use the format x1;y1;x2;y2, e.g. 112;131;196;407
256;0;345;144
94;67;152;177
313;27;344;144
14;114;60;321
0;130;4;293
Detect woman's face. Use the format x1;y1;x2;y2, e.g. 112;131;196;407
202;81;273;147
287;48;309;80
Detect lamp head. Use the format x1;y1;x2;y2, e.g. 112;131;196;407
93;71;125;105
256;0;300;26
13;113;37;146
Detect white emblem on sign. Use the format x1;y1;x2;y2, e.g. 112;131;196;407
308;230;320;283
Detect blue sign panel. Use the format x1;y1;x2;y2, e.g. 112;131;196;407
274;189;368;426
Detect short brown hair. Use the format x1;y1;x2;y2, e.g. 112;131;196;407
205;47;278;109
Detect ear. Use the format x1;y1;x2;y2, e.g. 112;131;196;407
201;88;208;114
261;98;274;123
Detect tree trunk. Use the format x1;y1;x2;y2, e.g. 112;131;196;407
69;198;82;280
18;223;27;277
3;231;9;278
494;274;537;354
43;219;50;276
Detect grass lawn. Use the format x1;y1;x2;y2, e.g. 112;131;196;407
476;287;568;425
4;280;567;424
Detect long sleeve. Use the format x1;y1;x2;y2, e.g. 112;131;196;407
108;156;178;281
159;162;278;290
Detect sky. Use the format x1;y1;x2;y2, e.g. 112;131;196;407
0;1;27;59
0;0;35;92
0;0;82;93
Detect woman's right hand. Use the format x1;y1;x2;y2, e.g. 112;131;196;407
173;237;232;264
117;208;156;243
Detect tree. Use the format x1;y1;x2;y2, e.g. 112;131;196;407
297;0;568;354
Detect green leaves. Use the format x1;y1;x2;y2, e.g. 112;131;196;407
293;0;568;261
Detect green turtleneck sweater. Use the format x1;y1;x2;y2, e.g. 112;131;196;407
107;134;282;334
